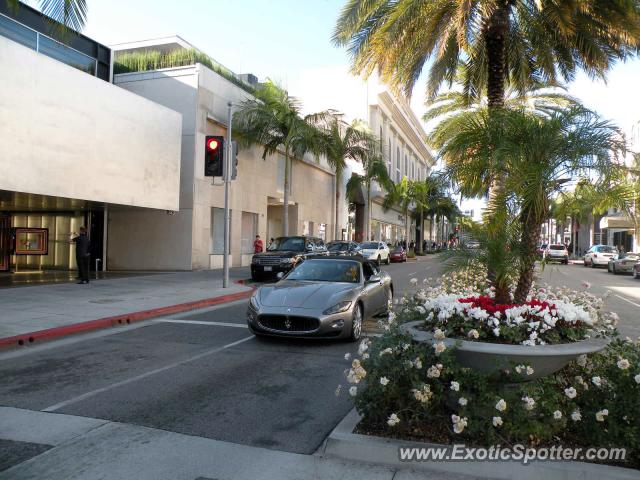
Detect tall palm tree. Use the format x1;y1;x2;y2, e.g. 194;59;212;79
346;152;392;241
6;0;88;32
412;173;447;253
334;0;640;303
382;177;416;247
308;113;374;240
233;81;322;236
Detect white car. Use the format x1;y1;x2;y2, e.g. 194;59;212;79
583;245;618;268
359;241;390;265
543;244;569;264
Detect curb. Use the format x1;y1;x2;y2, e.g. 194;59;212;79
0;281;254;349
323;409;639;480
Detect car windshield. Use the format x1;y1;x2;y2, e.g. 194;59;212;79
361;242;378;249
327;242;349;251
392;246;404;252
597;246;617;253
622;253;639;260
267;237;305;252
549;245;566;250
285;260;360;283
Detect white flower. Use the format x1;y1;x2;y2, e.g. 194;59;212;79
492;327;500;337
553;410;563;420
413;358;423;369
433;342;446;355
522;396;536;411
412;385;433;404
401;343;410;351
344;353;351;360
434;328;446;340
458;397;468;406
410;277;418;285
362;353;370;360
451;415;468;434
495;399;507;412
571;411;582;422
387;413;400;427
635;374;640;384
564;387;577;399
357;341;369;355
526;366;534;376
617;358;630;370
379;348;393;357
427;365;441;378
576;355;587;367
595;409;609;422
515;365;524;374
581;281;591;289
591;376;602;387
468;329;480;339
380;377;390;386
450;381;460;392
349;386;357;397
492;416;503;427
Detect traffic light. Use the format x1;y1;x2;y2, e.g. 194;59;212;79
204;135;224;177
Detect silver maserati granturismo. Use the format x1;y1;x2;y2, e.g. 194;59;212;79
247;256;393;341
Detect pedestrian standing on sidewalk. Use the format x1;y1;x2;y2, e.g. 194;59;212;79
71;226;90;284
253;235;264;254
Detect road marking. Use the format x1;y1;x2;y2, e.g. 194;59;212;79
614;294;640;309
407;272;417;276
41;335;254;412
154;319;248;328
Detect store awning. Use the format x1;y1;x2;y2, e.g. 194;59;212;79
599;215;634;229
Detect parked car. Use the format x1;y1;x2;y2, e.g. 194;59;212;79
466;241;480;249
607;252;640;274
389;246;407;263
326;241;362;257
537;243;548;257
583;245;618;268
632;262;640;279
359;241;390;265
250;236;327;281
543;244;569;264
247;256;393;341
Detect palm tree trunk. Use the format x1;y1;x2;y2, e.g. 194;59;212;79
514;209;542;304
334;172;341;240
283;148;290;236
418;210;424;254
405;208;409;249
365;182;371;241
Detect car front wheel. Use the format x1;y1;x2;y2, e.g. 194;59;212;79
385;254;390;265
349;303;363;342
376;255;381;266
591;260;596;268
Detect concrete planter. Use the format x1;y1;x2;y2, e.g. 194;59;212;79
400;320;609;380
323;409;639;480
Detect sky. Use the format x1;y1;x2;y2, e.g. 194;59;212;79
27;0;640;217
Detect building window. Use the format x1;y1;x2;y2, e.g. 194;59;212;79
387;139;392;174
318;223;326;241
241;211;258;254
210;207;231;254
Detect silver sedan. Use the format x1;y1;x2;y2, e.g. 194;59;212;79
247;257;393;341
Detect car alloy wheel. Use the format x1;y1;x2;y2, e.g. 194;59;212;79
349;303;363;342
385;288;393;314
385;255;390;265
591;260;596;268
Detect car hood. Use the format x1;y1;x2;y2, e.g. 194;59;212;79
258;280;357;309
253;250;302;258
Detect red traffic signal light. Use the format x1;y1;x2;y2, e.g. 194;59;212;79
204;135;224;177
206;138;220;151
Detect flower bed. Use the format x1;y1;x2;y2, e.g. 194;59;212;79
341;270;639;469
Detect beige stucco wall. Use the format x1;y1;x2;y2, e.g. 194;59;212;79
0;36;182;211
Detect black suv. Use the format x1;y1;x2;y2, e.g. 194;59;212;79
251;236;328;281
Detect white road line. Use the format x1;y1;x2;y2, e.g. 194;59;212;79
154;319;248;328
614;294;640;309
407;272;417;276
41;335;254;413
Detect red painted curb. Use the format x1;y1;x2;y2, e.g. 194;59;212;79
0;282;254;349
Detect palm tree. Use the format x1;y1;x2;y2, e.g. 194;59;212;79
382;177;416;247
233;81;322;236
412;173;448;253
346;152;392;241
334;0;640;303
308;113;374;240
6;0;87;32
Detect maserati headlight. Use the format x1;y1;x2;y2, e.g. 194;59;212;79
323;301;352;315
281;257;295;264
249;295;259;310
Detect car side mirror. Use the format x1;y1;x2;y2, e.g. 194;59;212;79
276;272;284;279
366;274;381;284
306;245;314;251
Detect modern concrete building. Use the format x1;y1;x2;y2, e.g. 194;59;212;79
290;67;435;244
110;36;336;270
0;4;182;274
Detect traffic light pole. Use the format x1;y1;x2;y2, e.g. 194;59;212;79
222;102;232;288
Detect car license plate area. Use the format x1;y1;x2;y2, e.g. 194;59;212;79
264;266;272;271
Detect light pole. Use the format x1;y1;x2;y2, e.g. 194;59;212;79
222;102;233;288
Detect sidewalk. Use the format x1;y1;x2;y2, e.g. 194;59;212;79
0;407;478;480
0;268;253;346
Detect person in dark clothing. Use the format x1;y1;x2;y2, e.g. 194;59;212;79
72;226;90;284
